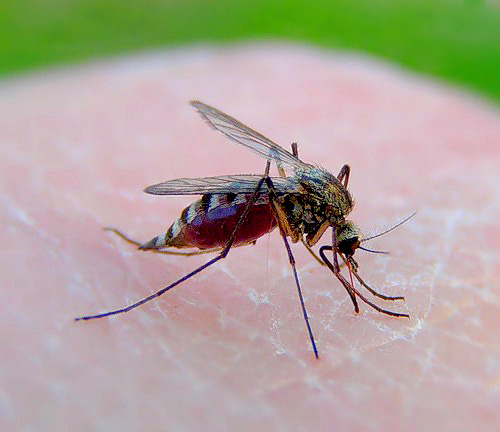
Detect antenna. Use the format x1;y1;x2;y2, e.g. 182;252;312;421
362;212;416;243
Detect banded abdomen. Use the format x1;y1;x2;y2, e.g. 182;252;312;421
141;193;277;250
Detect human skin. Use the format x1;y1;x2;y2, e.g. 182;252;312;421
1;44;499;431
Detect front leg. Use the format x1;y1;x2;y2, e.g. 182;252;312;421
330;226;359;312
319;240;409;318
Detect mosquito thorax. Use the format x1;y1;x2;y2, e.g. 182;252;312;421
296;166;354;219
336;220;361;256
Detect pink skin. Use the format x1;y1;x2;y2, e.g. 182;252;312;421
1;44;499;431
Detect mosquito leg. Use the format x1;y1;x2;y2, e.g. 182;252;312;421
74;254;226;320
319;246;409;318
75;170;270;321
104;228;221;256
103;227;142;247
319;246;359;313
353;272;405;302
333;227;359;312
264;177;319;359
148;249;221;257
339;254;405;301
354;292;409;318
219;160;271;257
281;231;319;359
337;164;350;188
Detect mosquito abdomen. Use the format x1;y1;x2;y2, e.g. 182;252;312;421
140;193;277;251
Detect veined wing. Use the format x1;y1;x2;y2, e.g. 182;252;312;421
190;100;310;173
144;175;298;195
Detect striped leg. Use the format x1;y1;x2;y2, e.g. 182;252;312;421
104;227;221;256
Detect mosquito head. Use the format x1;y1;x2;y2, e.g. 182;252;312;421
336;220;361;257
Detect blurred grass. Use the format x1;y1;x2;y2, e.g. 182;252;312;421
1;0;499;100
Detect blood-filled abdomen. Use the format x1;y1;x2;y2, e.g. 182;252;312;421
185;200;276;249
141;194;277;251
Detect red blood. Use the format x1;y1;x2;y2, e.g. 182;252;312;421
183;201;277;249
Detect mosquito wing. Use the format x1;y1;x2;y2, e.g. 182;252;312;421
144;175;298;195
190;100;310;173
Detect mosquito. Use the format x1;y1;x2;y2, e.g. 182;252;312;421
76;100;414;359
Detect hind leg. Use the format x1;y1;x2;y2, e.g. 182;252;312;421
104;227;221;256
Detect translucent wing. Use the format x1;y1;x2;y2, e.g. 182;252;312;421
144;175;298;195
190;100;310;173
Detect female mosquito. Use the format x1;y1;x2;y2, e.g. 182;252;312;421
76;100;412;359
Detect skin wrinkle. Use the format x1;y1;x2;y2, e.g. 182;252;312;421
264;375;370;431
5;198;56;246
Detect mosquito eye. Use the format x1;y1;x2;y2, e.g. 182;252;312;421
338;237;360;256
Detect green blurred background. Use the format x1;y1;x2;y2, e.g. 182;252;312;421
1;0;499;100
